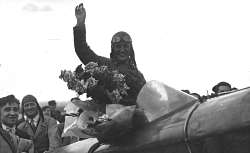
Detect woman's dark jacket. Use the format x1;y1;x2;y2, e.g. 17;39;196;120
73;24;146;106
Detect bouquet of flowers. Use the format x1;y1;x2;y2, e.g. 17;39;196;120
59;62;135;141
59;62;130;104
62;99;136;142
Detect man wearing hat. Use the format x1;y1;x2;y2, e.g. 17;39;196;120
0;95;33;153
212;81;232;95
48;100;64;123
17;95;57;153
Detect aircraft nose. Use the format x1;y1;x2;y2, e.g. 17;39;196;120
241;90;250;123
187;88;250;139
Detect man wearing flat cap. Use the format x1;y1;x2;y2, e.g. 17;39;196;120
0;95;33;153
212;82;232;95
17;95;57;153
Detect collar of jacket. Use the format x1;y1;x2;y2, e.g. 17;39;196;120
2;123;16;134
24;113;40;127
0;127;17;153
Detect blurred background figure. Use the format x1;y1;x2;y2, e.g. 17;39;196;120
209;81;234;99
190;92;202;102
42;106;51;117
212;81;232;94
181;89;190;94
181;89;202;102
48;100;65;123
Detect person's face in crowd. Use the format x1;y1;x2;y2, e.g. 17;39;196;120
43;107;51;117
49;104;56;111
190;93;200;99
0;102;19;127
23;101;38;118
217;85;231;93
112;42;130;63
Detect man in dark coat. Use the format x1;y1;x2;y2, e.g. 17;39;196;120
0;95;20;153
212;81;232;95
0;95;33;153
18;95;57;153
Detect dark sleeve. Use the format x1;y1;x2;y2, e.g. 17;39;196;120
55;111;65;123
48;123;63;150
87;85;112;105
16;129;31;140
119;96;137;106
73;24;110;66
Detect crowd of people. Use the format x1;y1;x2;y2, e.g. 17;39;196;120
182;81;238;103
1;2;249;153
0;84;248;153
182;81;250;153
1;2;148;153
0;94;76;153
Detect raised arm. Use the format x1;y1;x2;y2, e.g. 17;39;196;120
74;3;110;66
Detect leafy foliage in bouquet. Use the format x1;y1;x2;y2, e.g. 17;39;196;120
59;62;130;104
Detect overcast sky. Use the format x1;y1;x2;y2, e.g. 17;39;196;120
1;0;250;102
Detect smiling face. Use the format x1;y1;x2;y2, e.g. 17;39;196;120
0;102;19;127
112;42;131;63
111;31;132;64
23;101;38;118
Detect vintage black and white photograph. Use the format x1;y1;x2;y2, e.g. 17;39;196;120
0;0;250;153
